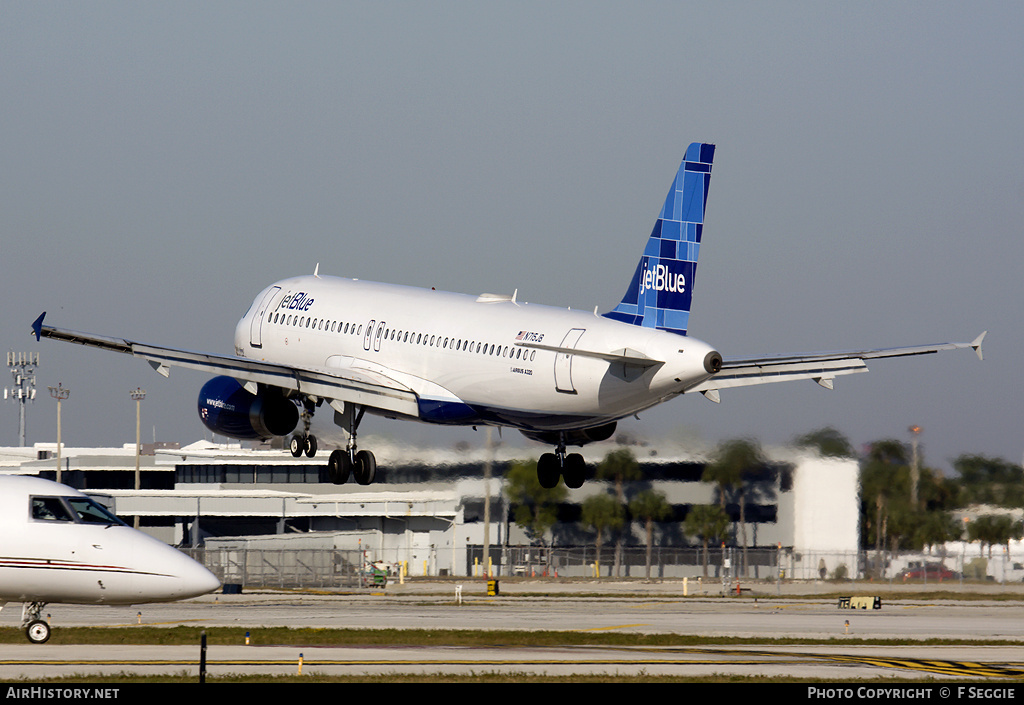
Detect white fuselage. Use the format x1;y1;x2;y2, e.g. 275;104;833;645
0;476;220;605
234;275;718;432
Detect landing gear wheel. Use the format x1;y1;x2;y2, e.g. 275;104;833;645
328;449;351;485
537;453;561;489
26;620;50;644
354;450;377;485
304;435;318;458
563;453;587;489
289;435;304;458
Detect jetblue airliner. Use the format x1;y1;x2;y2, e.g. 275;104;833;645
33;143;984;489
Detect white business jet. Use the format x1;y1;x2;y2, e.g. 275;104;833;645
0;475;220;643
32;143;984;489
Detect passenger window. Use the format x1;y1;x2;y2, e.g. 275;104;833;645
31;496;74;522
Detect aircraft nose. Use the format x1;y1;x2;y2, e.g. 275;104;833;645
173;553;221;599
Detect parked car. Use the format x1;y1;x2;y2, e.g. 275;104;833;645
898;563;959;581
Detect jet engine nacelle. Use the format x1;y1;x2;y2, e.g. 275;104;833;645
519;422;617;448
197;376;299;440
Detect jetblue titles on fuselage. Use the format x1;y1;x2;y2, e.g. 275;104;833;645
276;291;315;313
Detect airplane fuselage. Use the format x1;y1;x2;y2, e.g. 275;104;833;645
234;275;719;433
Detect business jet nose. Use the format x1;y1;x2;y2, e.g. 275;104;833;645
167;549;221;599
179;558;222;599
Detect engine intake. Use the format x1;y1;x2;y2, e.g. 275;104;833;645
197;376;298;440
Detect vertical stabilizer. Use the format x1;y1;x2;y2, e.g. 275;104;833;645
603;142;715;335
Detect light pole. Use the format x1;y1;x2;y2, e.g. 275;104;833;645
131;388;146;529
48;383;69;483
5;352;39;447
908;425;922;509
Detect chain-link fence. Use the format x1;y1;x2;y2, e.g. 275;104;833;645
184;545;1022;588
189;547;372;589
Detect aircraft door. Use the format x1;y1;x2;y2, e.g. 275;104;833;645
363;320;375;351
373;321;386;352
249;286;282;348
554;328;586;394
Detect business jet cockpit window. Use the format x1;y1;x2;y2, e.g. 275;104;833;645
30;495;127;526
67;497;127;526
30;496;75;522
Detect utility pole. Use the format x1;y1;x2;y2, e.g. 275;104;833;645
5;352;39;446
483;427;492;577
131;387;146;529
48;383;69;483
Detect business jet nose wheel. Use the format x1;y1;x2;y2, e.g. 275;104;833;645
26;620;50;644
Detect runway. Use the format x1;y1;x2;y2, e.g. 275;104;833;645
3;643;1024;681
2;583;1024;680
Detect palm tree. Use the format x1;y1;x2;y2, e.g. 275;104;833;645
968;515;1023;558
506;459;566;545
581;493;624;578
683;504;730;578
702;438;764;575
629;489;672;580
596;448;643;576
792;427;855;458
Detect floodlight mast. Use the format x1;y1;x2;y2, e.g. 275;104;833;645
5;352;39;447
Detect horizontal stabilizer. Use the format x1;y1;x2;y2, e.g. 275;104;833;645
685;334;986;396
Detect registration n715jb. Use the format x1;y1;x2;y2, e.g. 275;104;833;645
33;143;984;489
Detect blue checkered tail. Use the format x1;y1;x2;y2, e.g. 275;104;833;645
602;143;715;336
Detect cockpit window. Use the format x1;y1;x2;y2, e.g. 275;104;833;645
67;497;126;526
30;495;126;526
30;496;75;522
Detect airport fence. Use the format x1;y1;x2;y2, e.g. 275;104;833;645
188;547;375;589
184;545;1015;588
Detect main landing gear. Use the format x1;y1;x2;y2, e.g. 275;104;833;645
325;404;377;486
537;435;587;489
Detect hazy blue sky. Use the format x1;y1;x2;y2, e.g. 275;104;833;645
2;2;1021;472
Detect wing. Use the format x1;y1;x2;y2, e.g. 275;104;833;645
31;313;420;417
685;333;986;402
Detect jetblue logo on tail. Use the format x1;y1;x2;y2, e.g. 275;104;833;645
603;142;714;336
640;262;686;297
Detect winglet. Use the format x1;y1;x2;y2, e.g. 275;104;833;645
971;331;986;361
32;312;46;341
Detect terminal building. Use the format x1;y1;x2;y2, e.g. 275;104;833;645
0;437;859;581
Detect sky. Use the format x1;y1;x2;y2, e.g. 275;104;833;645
1;2;1021;474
